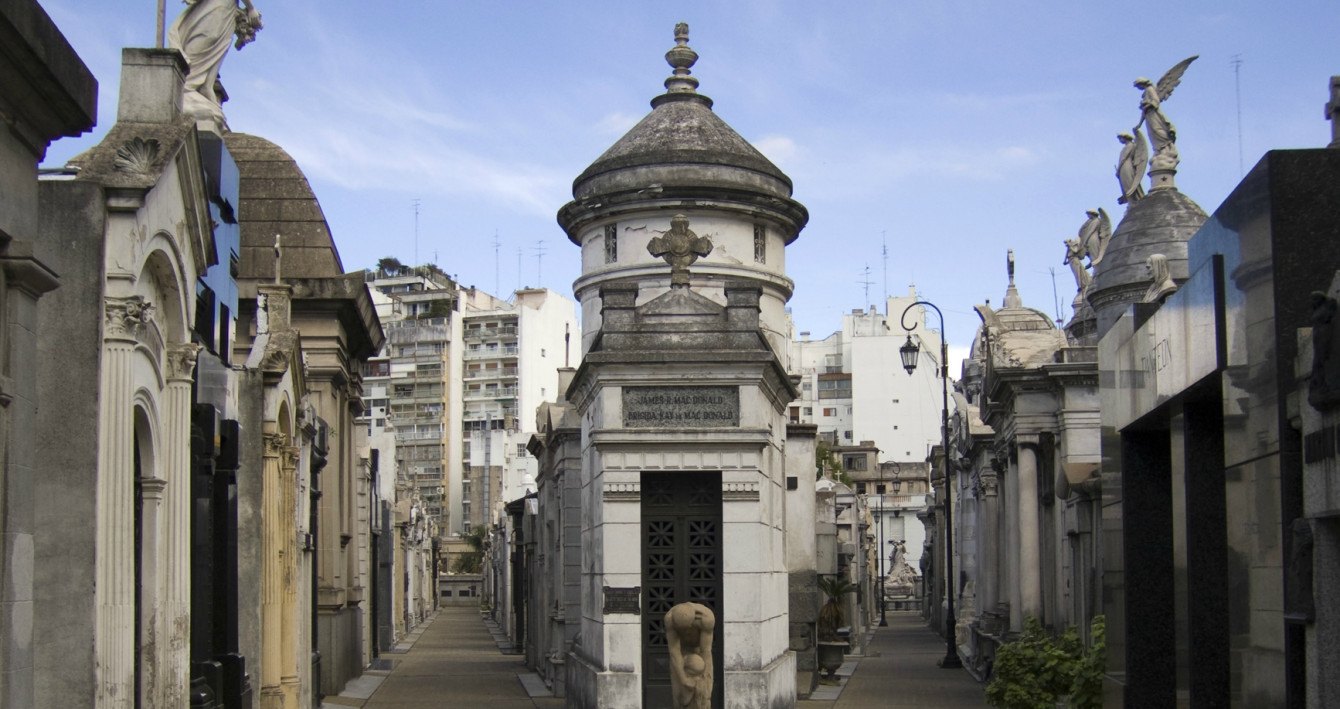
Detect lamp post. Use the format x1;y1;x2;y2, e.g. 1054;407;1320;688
899;300;962;669
877;491;888;627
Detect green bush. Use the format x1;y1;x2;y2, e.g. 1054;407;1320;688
985;615;1105;709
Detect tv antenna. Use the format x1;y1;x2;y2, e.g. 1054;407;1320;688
533;240;547;285
1231;54;1245;176
1049;266;1063;325
858;264;874;305
412;198;421;268
881;231;889;302
492;230;501;295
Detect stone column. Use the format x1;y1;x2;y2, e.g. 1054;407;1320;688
96;296;150;708
1017;440;1042;622
137;476;167;708
260;431;286;709
163;343;199;706
979;465;1001;623
280;445;301;707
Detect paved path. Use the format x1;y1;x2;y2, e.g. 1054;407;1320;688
324;607;985;708
801;611;988;709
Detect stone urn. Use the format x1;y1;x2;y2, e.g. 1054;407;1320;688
816;640;848;679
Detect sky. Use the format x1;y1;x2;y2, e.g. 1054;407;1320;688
40;1;1340;365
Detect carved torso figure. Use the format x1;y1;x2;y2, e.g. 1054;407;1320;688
665;602;714;709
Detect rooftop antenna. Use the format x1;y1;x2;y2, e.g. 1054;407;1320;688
881;231;889;303
492;230;501;295
1231;54;1245;176
517;246;523;293
1049;266;1063;325
533;239;547;286
412;198;421;268
858;264;874;305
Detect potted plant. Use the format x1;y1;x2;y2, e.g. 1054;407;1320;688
816;575;856;679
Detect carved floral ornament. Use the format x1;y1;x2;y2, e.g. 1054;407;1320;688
104;295;155;340
263;431;288;456
166;342;203;380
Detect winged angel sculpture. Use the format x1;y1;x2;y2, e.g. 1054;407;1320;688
1063;209;1111;303
1131;56;1198;175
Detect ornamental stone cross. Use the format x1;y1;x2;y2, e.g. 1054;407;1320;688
647;214;713;286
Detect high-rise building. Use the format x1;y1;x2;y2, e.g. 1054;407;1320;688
460;286;578;532
789;288;945;462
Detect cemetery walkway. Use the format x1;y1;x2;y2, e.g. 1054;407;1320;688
322;607;985;708
800;611;988;709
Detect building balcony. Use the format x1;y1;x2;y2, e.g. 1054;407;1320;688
463;325;517;341
464;368;518;381
463;347;519;360
464;387;518;401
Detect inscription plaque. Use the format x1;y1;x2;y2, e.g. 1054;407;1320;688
623;386;739;428
603;586;642;615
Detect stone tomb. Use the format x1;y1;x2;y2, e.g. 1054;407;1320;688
564;281;798;708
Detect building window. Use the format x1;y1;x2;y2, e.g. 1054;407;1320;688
843;455;867;471
753;224;766;263
803;407;812;415
856;483;867;494
604;224;617;263
541;348;546;357
822;407;836;417
844;430;853;440
876;483;886;494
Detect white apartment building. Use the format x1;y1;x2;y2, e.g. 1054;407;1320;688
789;288;947;462
459;287;579;531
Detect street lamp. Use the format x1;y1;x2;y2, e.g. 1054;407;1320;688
877;492;887;627
899;300;962;669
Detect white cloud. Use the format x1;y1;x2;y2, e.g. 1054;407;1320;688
753;134;799;164
595;111;641;137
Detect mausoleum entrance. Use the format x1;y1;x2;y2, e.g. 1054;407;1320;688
641;471;723;708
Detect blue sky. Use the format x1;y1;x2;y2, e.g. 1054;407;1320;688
41;1;1339;358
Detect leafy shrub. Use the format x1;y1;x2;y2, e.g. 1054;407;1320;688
985;615;1105;709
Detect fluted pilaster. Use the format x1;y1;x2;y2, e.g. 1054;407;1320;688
260;431;286;709
96;295;149;708
280;445;301;707
162;343;199;705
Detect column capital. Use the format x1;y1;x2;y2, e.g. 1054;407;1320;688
166;342;203;381
263;431;289;457
104;295;154;341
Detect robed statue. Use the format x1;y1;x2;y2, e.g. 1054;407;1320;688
1077;208;1111;268
1133;56;1198;172
1115;131;1148;204
168;0;263;128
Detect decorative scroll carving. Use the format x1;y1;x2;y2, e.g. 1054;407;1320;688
104;296;154;340
262;431;288;457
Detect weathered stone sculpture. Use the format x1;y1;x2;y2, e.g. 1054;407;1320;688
1064;238;1092;302
1116;131;1148;204
168;0;263;130
1142;253;1177;303
648;214;713;286
1133;56;1198;172
666;602;715;709
1077;208;1111;267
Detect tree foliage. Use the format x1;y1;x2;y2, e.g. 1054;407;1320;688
450;524;486;574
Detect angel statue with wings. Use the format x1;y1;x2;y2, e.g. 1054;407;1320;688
1078;208;1112;269
1133;56;1198;172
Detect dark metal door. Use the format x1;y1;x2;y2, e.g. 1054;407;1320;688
642;472;722;708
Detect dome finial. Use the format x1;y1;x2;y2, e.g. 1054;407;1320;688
663;22;700;95
1003;249;1023;309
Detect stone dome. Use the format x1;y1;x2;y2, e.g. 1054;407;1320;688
224;132;346;281
558;24;807;243
1088;186;1207;338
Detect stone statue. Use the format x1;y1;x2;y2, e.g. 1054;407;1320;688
648;214;713;287
1077;208;1111;268
1116;131;1148;204
1063;238;1091;297
665;602;714;709
1133;56;1198;172
168;0;263;128
1142;253;1177;303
